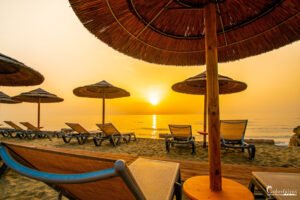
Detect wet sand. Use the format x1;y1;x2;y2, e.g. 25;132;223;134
0;137;299;199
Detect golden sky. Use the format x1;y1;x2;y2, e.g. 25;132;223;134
1;0;300;127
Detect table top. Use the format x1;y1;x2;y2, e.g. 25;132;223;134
183;176;254;200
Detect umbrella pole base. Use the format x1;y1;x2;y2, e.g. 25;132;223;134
183;176;254;200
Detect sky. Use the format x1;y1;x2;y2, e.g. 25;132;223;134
0;0;300;128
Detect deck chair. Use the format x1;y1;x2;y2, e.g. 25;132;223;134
220;120;255;160
64;123;100;145
166;125;195;154
248;172;300;199
20;122;54;140
95;123;136;147
0;142;182;200
3;121;33;139
0;126;21;138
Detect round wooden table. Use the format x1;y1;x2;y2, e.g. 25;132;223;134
183;176;254;200
197;131;208;148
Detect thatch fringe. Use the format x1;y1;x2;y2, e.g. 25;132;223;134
0;53;44;86
69;0;300;66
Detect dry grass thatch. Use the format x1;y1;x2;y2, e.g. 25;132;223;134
172;71;247;94
13;88;64;103
0;91;21;104
69;0;300;66
0;53;44;86
73;80;130;99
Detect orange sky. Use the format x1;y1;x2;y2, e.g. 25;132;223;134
0;0;300;126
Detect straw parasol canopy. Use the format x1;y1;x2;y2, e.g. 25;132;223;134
172;71;247;132
172;71;247;95
0;53;44;86
0;92;21;104
69;0;300;66
13;88;64;128
69;0;300;193
73;80;130;124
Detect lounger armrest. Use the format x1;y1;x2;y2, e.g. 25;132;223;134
0;145;117;184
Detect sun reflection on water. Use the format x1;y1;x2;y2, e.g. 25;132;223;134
151;114;157;138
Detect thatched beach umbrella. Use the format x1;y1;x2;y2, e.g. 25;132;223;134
73;80;130;124
0;92;20;131
172;71;247;132
0;53;44;86
0;92;21;104
13;88;63;129
69;0;300;194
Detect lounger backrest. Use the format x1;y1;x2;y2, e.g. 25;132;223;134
97;123;120;136
169;125;192;138
1;142;144;200
4;121;23;130
220;120;248;141
65;123;88;134
20;122;40;131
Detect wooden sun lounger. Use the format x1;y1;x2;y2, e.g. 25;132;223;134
3;121;33;139
0;127;18;138
220;120;256;160
249;172;300;200
63;123;101;145
20;122;57;140
165;125;195;154
95;123;136;147
0;142;182;200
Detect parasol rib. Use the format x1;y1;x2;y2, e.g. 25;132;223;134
216;2;228;46
101;0;299;54
134;0;173;39
105;0;202;54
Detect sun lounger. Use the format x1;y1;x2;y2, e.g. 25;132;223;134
20;122;56;140
95;123;136;147
0;142;182;200
220;120;256;160
248;172;300;200
166;125;195;154
3;121;32;139
0;127;17;138
64;123;101;145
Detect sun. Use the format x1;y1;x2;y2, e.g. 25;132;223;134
148;92;160;106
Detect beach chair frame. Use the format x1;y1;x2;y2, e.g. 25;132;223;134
64;123;100;145
166;124;195;154
0;142;182;200
20;122;59;140
3;121;35;139
220;120;256;160
95;123;136;147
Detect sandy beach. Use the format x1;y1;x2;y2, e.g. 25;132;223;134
0;136;299;199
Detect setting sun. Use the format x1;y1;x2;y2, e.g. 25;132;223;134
148;92;160;106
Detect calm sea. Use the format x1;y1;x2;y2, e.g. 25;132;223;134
41;113;300;146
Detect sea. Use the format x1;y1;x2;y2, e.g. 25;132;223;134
39;113;300;146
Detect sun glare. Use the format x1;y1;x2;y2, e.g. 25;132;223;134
148;92;160;106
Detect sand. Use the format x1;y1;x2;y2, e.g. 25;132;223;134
0;136;299;199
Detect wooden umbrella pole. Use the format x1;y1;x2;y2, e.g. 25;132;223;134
102;97;105;124
204;2;222;191
37;98;41;129
204;93;207;132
